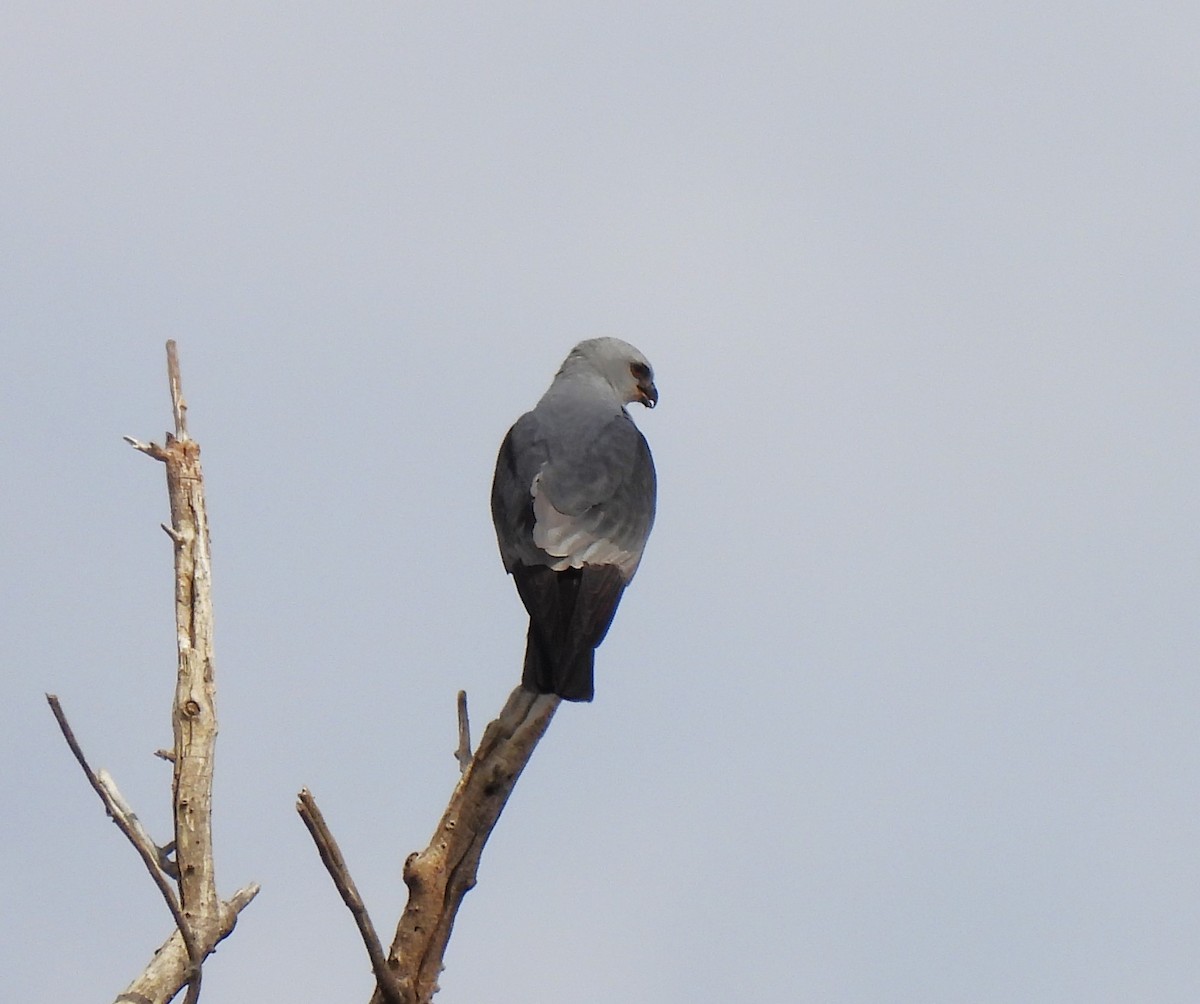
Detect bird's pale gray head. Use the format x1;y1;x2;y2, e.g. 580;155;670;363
562;337;658;409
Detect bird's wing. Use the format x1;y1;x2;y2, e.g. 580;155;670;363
492;405;656;579
532;410;656;578
491;410;546;571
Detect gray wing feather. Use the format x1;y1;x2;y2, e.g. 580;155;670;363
537;413;655;573
491;412;546;570
538;408;643;514
492;405;656;579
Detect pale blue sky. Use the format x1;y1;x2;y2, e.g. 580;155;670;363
3;4;1198;1002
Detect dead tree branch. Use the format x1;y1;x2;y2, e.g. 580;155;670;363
297;789;404;1004
299;685;558;1004
53;340;258;1003
115;883;260;1004
46;694;201;975
379;686;558;1004
453;691;472;775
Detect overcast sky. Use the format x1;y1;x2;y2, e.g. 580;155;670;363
3;4;1198;1002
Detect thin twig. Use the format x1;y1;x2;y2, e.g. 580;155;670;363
454;690;472;775
124;434;169;461
46;694;203;998
297;789;404;1004
96;769;175;875
166;339;188;439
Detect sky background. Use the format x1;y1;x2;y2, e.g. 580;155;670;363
3;4;1198;1002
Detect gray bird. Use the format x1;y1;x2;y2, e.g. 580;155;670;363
491;338;658;701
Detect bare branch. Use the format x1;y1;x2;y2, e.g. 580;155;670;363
297;789;404;1004
166;339;188;439
454;690;472;775
96;770;178;878
303;686;557;1003
116;883;260;1004
149;344;222;943
359;686;559;1004
46;694;203;990
124;434;169;460
51;340;257;1003
119;340;253;1002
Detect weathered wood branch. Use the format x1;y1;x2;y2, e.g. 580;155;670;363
297;789;404;1004
115;884;260;1004
453;691;472;775
300;686;558;1004
376;686;558;1004
156;341;223;965
53;340;257;1003
46;694;201;971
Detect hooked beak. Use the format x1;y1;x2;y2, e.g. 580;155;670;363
638;380;658;409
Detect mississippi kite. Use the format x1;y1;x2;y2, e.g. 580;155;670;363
491;338;658;702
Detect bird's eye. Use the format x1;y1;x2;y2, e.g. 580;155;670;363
630;362;651;381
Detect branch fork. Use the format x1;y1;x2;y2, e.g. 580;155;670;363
301;686;560;1004
52;341;257;1004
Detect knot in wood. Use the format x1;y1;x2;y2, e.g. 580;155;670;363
402;852;422;890
183;699;202;717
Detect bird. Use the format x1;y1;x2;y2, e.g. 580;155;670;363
491;337;658;702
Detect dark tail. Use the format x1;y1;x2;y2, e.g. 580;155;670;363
512;563;626;703
522;624;595;702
